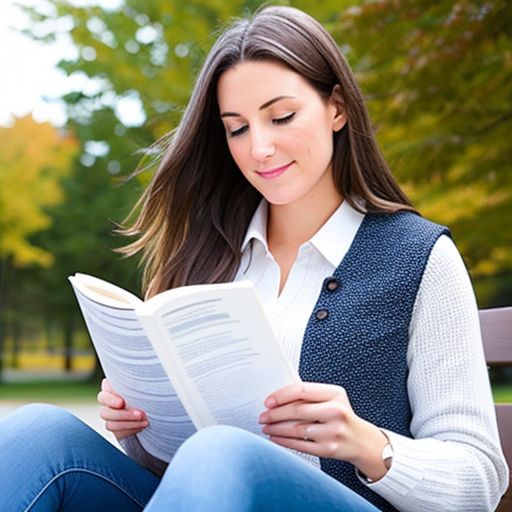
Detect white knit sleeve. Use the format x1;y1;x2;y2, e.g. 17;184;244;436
364;234;509;511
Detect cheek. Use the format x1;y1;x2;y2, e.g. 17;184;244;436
286;125;329;164
307;121;334;164
227;140;249;171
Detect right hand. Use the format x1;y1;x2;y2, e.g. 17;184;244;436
97;378;149;441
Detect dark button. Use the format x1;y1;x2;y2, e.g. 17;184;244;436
325;278;339;292
315;309;329;320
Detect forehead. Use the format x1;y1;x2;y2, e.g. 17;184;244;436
216;60;314;110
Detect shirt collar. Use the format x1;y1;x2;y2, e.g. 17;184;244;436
241;199;268;253
241;198;365;268
309;199;365;268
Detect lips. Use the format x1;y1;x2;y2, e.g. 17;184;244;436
255;161;293;180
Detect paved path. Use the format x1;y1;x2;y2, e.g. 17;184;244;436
0;400;120;447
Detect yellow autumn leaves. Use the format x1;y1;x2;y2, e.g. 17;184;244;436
0;115;78;267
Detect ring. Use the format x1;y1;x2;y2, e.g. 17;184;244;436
303;426;311;441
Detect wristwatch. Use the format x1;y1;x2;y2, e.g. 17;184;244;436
382;442;394;470
357;439;394;483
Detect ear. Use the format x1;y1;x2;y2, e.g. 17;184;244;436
329;84;347;132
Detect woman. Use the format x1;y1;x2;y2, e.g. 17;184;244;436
1;5;507;511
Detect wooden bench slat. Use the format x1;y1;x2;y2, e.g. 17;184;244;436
480;307;512;366
479;307;512;510
496;405;512;469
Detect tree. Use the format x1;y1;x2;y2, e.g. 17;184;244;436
0;115;77;380
335;0;512;305
0;115;77;267
12;0;510;382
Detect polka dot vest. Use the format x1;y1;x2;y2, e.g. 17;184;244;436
299;211;449;511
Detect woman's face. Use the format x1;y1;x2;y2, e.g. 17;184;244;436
217;60;346;208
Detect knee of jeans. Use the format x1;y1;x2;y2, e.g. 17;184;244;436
1;403;88;452
8;403;75;426
177;425;264;467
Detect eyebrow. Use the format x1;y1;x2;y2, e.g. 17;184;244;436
220;95;296;118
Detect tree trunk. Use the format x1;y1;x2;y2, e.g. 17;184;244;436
87;349;104;385
0;258;5;383
10;319;22;369
45;318;54;352
63;317;74;372
0;317;4;384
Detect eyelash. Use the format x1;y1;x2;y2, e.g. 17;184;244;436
229;112;296;138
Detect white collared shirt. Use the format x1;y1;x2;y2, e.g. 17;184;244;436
235;199;364;370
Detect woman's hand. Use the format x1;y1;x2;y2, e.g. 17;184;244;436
259;381;390;481
97;378;149;441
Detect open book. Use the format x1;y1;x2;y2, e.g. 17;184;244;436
69;273;299;462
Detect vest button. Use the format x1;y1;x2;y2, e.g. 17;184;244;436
325;278;339;292
315;309;329;320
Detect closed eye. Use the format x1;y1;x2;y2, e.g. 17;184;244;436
273;112;295;125
229;125;248;137
227;112;295;138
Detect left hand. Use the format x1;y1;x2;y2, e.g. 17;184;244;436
259;381;388;478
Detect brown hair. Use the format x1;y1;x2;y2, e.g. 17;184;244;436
120;5;415;297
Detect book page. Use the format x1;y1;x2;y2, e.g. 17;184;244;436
71;273;142;308
137;282;300;435
69;277;196;462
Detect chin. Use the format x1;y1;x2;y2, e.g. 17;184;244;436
262;195;297;207
257;185;304;207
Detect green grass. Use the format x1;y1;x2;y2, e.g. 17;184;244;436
0;380;99;402
2;380;511;404
492;383;512;404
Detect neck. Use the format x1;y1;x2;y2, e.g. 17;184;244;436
267;185;343;252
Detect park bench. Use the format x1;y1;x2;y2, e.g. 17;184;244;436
480;306;512;511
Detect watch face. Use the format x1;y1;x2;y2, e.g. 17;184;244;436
382;443;394;469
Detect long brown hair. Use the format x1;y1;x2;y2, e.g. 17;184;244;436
120;5;415;297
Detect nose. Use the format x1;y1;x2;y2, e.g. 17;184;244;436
250;127;275;162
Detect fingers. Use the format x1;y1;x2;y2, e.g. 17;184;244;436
99;405;145;422
102;416;149;433
261;420;312;440
262;419;335;443
97;390;125;409
260;382;355;461
267;434;338;459
101;377;114;393
265;381;347;408
99;405;149;440
97;378;149;441
98;378;125;409
112;428;147;439
262;420;346;459
259;399;348;425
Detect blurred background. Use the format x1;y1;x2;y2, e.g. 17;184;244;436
1;0;511;433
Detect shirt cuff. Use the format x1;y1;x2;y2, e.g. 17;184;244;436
356;429;426;496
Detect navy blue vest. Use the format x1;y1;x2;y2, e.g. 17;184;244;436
299;211;449;511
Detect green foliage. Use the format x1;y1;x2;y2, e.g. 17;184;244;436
335;0;512;304
8;0;511;317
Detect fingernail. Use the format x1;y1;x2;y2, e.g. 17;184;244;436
133;410;142;419
265;397;276;408
259;413;268;424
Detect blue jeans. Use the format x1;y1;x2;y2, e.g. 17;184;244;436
0;404;380;511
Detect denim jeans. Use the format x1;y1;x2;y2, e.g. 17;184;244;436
0;404;380;511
